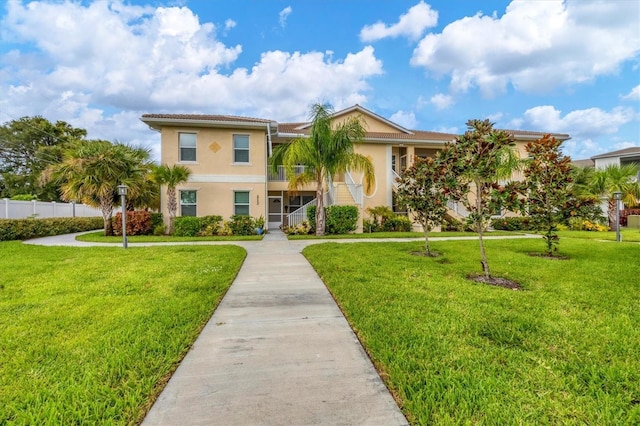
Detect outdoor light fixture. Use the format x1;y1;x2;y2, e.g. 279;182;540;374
117;184;128;249
613;191;622;243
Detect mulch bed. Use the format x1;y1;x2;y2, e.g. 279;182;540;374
469;274;523;290
527;252;569;260
410;251;441;257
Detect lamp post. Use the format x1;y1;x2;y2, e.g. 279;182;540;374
117;185;128;249
613;191;622;242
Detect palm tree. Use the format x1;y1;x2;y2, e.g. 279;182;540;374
152;164;192;234
270;103;375;236
43;140;151;235
590;163;640;228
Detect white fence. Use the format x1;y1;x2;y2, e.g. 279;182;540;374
1;199;103;219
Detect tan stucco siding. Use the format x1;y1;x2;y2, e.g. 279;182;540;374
333;111;402;133
161;126;267;176
349;143;392;209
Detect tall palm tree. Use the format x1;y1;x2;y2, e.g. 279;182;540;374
152;164;192;234
270;103;375;236
42;140;151;235
590;163;640;228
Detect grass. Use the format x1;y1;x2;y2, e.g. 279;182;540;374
303;238;640;424
76;230;262;243
287;230;519;240
556;227;640;242
0;242;246;424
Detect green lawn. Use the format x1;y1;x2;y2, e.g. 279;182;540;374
303;238;640;424
556;228;640;242
0;242;246;424
76;230;262;243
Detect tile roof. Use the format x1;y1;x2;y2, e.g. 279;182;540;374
591;146;640;159
141;113;274;124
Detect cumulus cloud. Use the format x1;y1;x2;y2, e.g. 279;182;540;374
390;110;417;129
429;93;453;110
360;1;438;42
279;6;292;28
0;2;383;159
621;85;640;101
517;105;635;138
411;0;640;97
225;19;237;31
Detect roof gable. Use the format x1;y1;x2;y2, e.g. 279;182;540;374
296;104;413;134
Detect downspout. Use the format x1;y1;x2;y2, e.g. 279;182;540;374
265;123;272;229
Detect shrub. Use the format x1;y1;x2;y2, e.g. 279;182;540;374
153;224;166;236
491;217;536;231
382;215;412;232
283;221;312;235
228;215;255;236
363;218;377;233
325;205;359;234
113;211;152;236
307;206;317;231
149;212;164;231
0;217;103;241
10;194;37;201
174;216;202;237
568;218;609;232
198;215;223;236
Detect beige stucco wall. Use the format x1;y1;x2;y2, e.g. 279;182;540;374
333;111;402;133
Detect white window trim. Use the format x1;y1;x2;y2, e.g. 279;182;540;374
178;132;198;163
233;189;252;216
233;134;250;164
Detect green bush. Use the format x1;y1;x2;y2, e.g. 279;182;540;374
382;215;412;232
173;216;202;237
228;215;255;236
0;217;103;241
491;217;536;231
10;194;37;201
113;211;152;236
149;212;163;231
153;224;166;236
198;215;224;236
308;205;359;234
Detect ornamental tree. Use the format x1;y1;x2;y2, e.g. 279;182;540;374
522;134;573;255
396;155;460;255
442;119;521;279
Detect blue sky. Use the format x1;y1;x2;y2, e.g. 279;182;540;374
1;0;638;161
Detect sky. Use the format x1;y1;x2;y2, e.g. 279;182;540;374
1;0;639;162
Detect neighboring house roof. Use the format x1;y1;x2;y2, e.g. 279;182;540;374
591;146;640;160
140;114;278;131
572;159;595;168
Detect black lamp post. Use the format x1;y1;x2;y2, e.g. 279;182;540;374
117;184;128;249
613;191;622;242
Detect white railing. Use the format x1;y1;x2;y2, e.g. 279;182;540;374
345;171;363;205
447;200;469;218
268;165;307;181
1;199;103;219
391;168;401;189
287;197;317;228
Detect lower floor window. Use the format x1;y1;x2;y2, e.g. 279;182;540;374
180;190;197;216
234;191;250;215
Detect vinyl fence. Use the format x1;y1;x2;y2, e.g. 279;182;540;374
1;199;103;219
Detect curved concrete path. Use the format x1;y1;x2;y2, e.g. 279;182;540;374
25;231;539;425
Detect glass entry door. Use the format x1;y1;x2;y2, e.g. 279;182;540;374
268;196;283;229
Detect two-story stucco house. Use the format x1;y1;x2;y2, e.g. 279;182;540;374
141;105;570;231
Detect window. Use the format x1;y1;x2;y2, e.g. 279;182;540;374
233;135;249;163
234;191;250;215
179;133;196;162
180;190;197;216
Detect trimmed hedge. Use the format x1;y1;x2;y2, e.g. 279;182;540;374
491;216;536;231
113;211;152;236
0;217;103;241
308;205;359;234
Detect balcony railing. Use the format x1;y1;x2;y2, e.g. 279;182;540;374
345;171;363;205
268;165;307;181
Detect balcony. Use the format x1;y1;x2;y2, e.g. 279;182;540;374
268;165;308;181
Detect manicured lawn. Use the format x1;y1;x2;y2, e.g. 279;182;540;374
303;238;640;424
76;230;262;243
557;228;640;242
0;242;246;424
288;230;519;240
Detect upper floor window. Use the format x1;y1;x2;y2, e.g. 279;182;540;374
180;190;197;216
233;135;249;163
179;133;196;162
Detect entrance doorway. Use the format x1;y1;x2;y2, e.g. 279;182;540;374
268;196;283;229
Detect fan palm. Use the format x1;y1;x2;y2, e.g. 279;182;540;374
270;103;375;236
590;163;640;228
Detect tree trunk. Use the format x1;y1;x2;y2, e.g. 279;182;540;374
167;187;177;235
422;220;431;255
607;198;616;230
476;181;490;279
100;195;114;236
316;179;325;236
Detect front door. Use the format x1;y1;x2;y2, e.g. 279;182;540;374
268;196;283;229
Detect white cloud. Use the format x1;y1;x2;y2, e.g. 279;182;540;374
0;2;384;159
360;1;438;42
613;141;637;150
429;93;453;110
519;105;635;138
225;19;237;31
621;85;640;101
279;6;292;28
411;0;640;97
390;110;417;129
